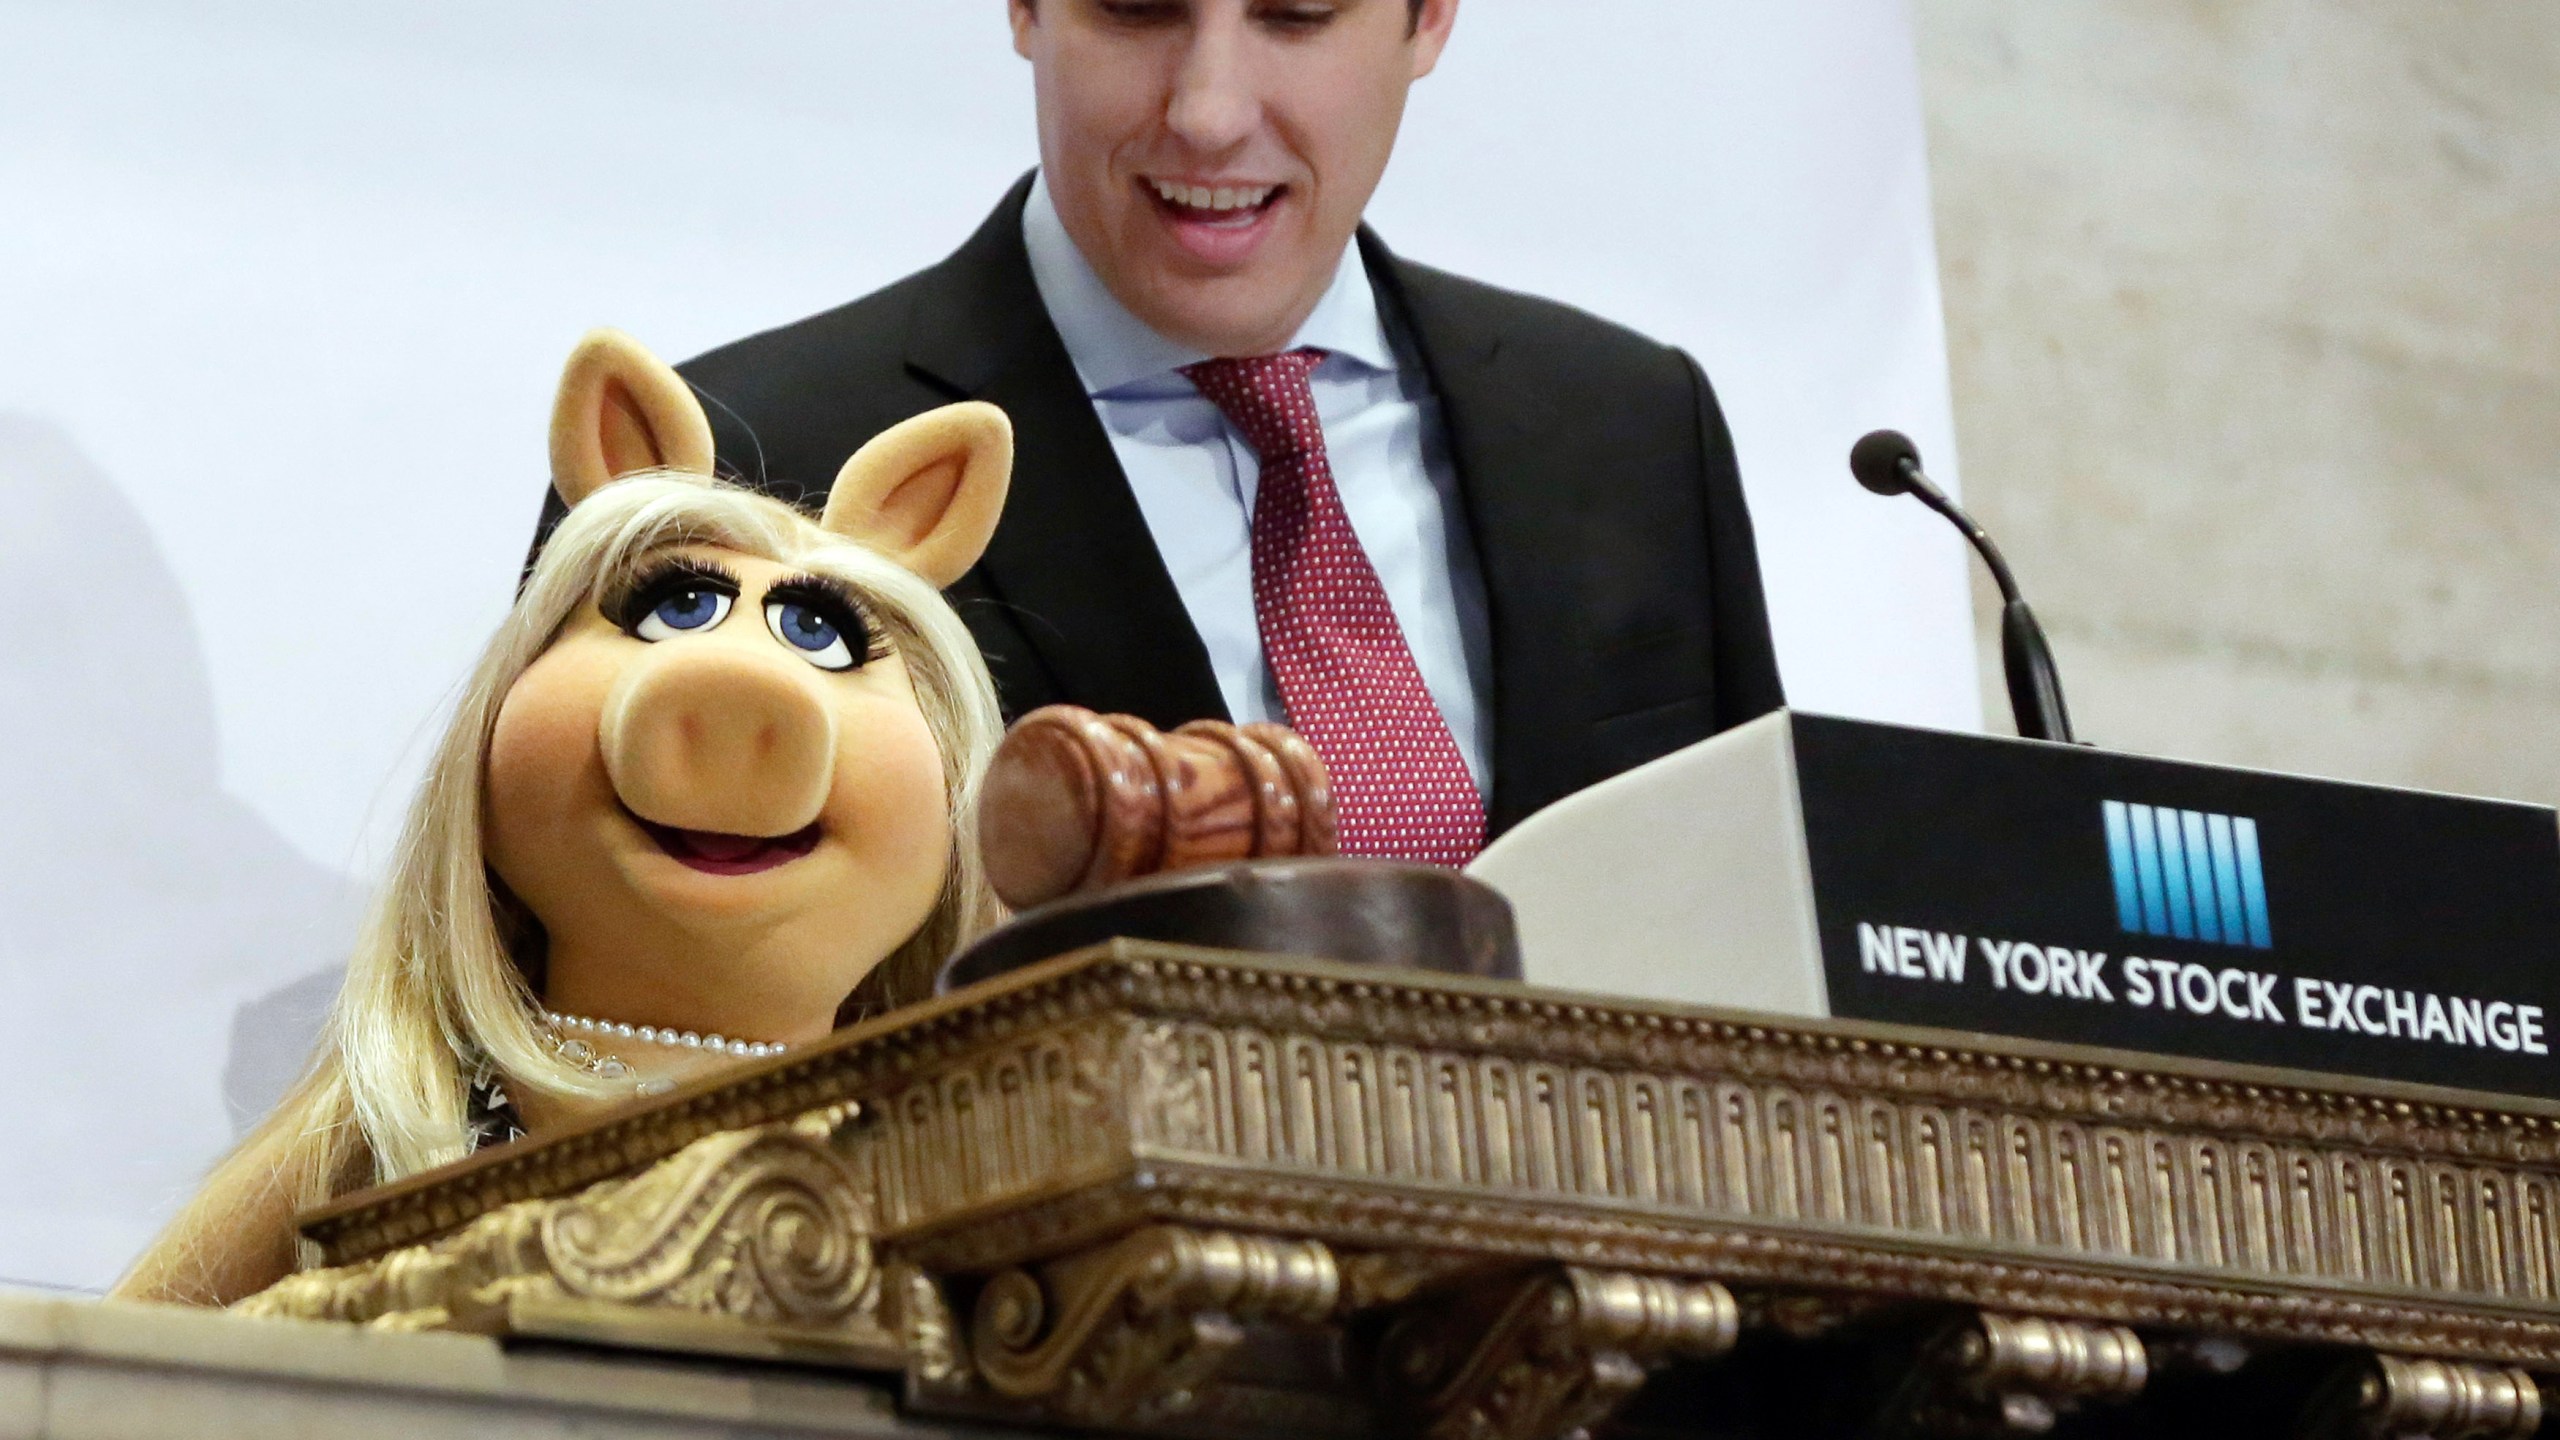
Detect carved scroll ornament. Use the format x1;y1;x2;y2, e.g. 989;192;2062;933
968;1224;1342;1428
1374;1265;1741;1440
236;1113;885;1357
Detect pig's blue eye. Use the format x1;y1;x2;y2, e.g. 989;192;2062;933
607;556;743;639
634;588;732;640
765;600;855;671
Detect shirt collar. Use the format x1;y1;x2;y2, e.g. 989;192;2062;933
1021;171;1396;397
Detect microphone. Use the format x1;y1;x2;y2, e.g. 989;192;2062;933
1849;430;2076;744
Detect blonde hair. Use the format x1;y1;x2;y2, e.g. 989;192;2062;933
131;473;1002;1295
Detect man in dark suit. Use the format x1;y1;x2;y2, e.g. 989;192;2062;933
537;0;1782;858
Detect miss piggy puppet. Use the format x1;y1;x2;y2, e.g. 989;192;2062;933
116;331;1011;1306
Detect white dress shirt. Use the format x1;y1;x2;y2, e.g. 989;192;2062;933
1019;174;1495;793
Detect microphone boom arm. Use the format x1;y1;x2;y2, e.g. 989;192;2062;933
1852;433;2077;745
1903;467;2022;607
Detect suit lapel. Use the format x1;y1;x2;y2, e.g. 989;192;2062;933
1361;232;1581;833
906;178;1228;727
903;195;1580;817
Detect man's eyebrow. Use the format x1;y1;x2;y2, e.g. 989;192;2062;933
1094;0;1190;21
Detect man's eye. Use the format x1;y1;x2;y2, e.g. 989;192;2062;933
633;588;733;640
1253;1;1337;29
765;600;861;671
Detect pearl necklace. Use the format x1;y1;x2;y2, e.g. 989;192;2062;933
541;1009;792;1060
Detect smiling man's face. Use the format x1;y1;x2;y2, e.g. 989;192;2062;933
1012;0;1456;357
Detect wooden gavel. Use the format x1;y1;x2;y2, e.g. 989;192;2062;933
978;706;1339;911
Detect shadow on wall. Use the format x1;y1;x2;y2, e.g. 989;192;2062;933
0;414;355;1291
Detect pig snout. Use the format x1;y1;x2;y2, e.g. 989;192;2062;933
600;645;836;837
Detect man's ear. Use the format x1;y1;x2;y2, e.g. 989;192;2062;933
547;328;716;507
821;402;1014;588
1411;0;1459;78
1009;0;1037;60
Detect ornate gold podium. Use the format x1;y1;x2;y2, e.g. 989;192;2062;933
241;940;2560;1440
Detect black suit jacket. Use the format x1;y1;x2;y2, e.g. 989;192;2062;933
535;176;1783;835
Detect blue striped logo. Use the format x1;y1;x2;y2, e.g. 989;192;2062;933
2102;801;2272;949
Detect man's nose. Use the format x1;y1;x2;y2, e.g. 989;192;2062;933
1164;9;1259;154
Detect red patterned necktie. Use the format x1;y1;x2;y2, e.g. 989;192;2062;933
1180;349;1486;867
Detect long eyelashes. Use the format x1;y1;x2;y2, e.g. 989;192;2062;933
603;556;742;634
601;558;889;667
762;575;889;667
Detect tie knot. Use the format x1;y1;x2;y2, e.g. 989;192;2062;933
1181;348;1329;462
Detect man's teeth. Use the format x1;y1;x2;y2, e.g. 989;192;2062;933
1149;179;1276;212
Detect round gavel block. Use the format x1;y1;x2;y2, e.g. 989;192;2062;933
941;858;1522;993
979;706;1344;911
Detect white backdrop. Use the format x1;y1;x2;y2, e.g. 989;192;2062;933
0;1;1972;1291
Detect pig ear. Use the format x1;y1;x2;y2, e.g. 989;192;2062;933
547;328;716;507
820;402;1013;587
